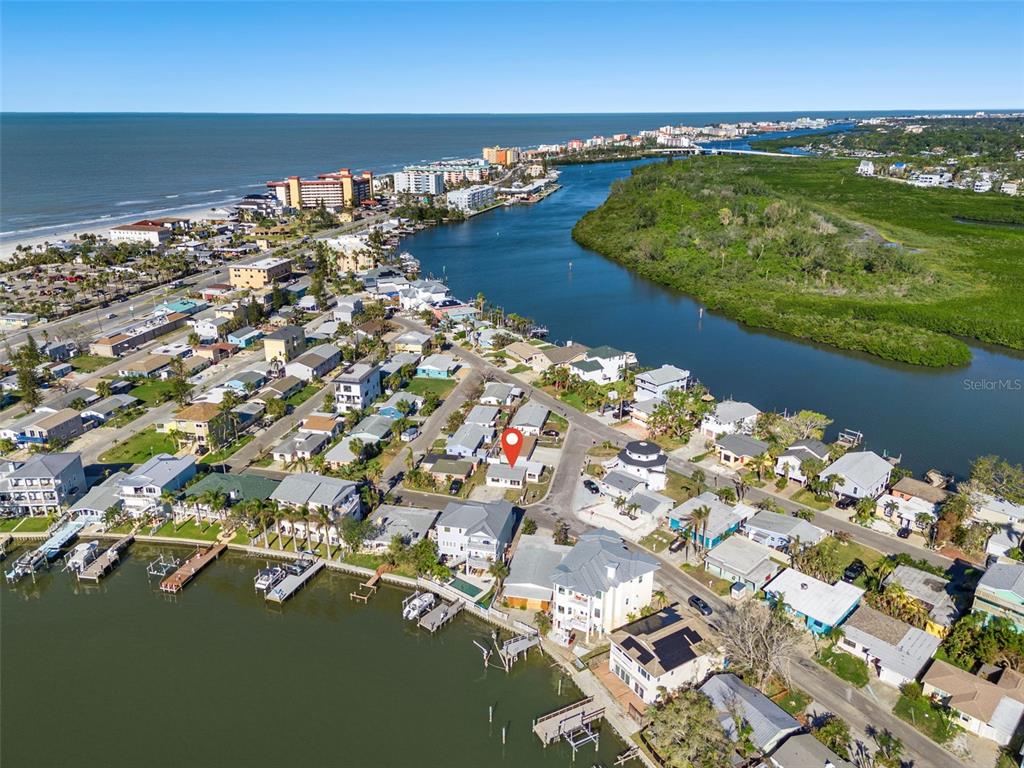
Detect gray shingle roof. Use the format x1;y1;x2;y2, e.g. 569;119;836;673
510;401;549;430
978;562;1024;600
823;451;892;491
843;604;939;680
270;473;357;508
437;499;516;540
505;534;572;602
550;529;658;597
716;433;770;457
712;400;760;424
699;673;799;752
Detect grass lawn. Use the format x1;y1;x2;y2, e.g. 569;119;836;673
0;516;51;533
151;518;222;542
773;688;812;718
639;529;677;553
680;563;733;596
663;470;700;503
894;694;959;744
549;412;569;431
100;427;178;464
404;377;457;398
200;434;254;464
832;538;885;572
231;528;253;545
104;408;145;428
109;522;136;535
71;354;116;373
792;488;833;511
507;364;531;374
129;379;177;405
287;383;323;407
816;645;869;687
0;517;25;532
558;391;588;412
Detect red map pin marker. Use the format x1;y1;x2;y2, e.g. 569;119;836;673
501;428;524;468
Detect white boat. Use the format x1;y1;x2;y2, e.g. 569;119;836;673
65;541;100;574
403;592;437;620
254;565;285;592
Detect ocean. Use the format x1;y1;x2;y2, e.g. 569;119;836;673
0;110;959;239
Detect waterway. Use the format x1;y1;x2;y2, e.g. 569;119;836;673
1;547;625;767
404;161;1024;478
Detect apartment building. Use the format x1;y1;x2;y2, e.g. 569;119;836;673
267;169;374;209
393;171;445;195
109;224;170;246
332;363;381;413
263;326;306;363
0;453;87;516
228;257;292;290
404;159;490;186
446;185;495;212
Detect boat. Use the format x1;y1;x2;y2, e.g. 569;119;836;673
402;591;437;620
64;541;100;574
254;565;285;593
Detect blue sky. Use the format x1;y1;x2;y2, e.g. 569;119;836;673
2;1;1021;112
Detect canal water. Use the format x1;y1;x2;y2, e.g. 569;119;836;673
404;161;1024;478
1;547;625;767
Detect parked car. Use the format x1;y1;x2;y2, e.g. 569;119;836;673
688;595;713;616
582;479;599;494
842;559;866;583
448;479;463;495
836;496;856;510
896;527;911;539
668;536;686;553
542;429;560;438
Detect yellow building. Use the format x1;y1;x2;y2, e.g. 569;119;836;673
228;257;292;290
263;326;306;363
162;402;229;450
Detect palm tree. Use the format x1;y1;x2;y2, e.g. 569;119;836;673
488;560;510;591
316;508;333;560
651;589;669;610
750;452;774;482
691;505;712;552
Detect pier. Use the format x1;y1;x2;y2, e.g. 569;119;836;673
350;564;389;603
498;633;540;669
159;542;227;594
78;535;134;582
418;600;463;633
266;558;323;604
4;520;85;583
532;696;605;747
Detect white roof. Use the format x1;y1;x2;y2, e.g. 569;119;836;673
766;568;864;626
712;400;760;423
823;451;892;490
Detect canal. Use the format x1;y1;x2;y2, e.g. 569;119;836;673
1;547;626;767
404;160;1024;478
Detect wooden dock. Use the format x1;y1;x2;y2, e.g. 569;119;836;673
159;542;227;594
350;564;390;603
418;600;463;633
532;696;605;746
266;559;323;604
79;535;134;582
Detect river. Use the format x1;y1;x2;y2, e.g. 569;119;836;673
1;547;625;767
403;160;1024;478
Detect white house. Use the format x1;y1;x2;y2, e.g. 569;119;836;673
270;473;361;519
774;438;831;484
609;606;721;705
434;499;516;574
821;451;893;500
116;454;197;516
568;345;632;384
857;160;876;176
480;381;523;407
741;509;826;550
551;529;659;646
0;453;87;517
602;440;667;492
837;605;939;688
634;364;691;401
923;660;1024;745
332;363;381;413
699;400;760;439
509;401;549;436
285;344;341;382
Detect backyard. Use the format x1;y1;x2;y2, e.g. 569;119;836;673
404;377;457;398
129;379;177;404
151;518;222;542
816;644;869;687
70;354;116;373
99;427;178;464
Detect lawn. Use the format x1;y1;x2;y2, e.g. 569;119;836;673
773;688;812;718
832;538;885;572
0;517;24;532
507;364;531;374
792;488;832;511
70;354;116;373
404;377;457;398
129;379;177;404
558;391;588;412
200;434;254;464
100;427;178;464
286;383;323;406
894;694;959;744
680;563;733;596
663;470;700;503
816;644;869;687
639;529;677;553
0;516;51;533
151;518;222;542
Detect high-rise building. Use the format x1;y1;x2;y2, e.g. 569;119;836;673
267;168;374;209
393;171;445;195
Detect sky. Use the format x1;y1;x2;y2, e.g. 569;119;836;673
1;1;1022;113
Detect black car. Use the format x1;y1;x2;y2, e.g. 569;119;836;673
542;429;560;438
582;479;600;494
688;595;713;616
448;479;463;495
842;559;866;583
896;527;912;539
836;496;856;510
668;537;686;553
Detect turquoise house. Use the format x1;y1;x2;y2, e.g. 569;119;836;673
669;491;751;549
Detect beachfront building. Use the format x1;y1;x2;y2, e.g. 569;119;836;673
446;185;495;212
393;170;444;195
551;529;659;646
404;159;490;186
363;504;439;554
116;454;197;516
0;453;87;517
821;451;893;501
228;257;292;289
973;562;1024;630
435;499;517;574
503;534;573;611
634;364;691;401
922;660;1024;745
602;441;667;492
699;400;760;440
109;223;170;246
270;473;361;519
609;606;721;705
700;674;800;755
764;567;864;635
332;363;381;414
837;605;939;688
267;169;374;209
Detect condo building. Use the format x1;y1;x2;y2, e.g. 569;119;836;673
228;257;293;289
393;171;445;196
267;168;374;209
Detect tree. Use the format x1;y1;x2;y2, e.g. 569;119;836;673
553;521;571;546
521;517;538;535
969;455;1024;505
340;515;371;553
96;380;113;398
488;560;510;589
720;600;802;689
690;505;711;552
812;714;852;760
15;353;41;410
750;451;774;482
644;689;731;768
872;730;904;768
534;611;552;636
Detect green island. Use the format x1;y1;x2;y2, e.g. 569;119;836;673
572;155;1024;366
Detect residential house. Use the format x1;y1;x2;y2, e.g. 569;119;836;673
227;326;263;348
192;316;232;342
80;394;139;424
541;342;590;370
837;604;940;687
261;374;303;401
699;400;760;440
391;330;433;354
973;562;1024;630
116;454;197;516
375;391;423;420
715;433;770;469
504;341;549;371
634;364;690;401
446;423;494;459
299;414;340;438
503;534;572;610
551;529;659;645
69;472;127;522
821;451;893;501
480;381;523;407
435;499;517;573
741;509;826;552
465;404;501;428
509;401;549;436
768;734;854;768
427;457;474;485
971;492;1024;529
348;414;394;444
363;504;438;553
699;673;800;755
774;438;831;484
332;363;381;413
22;409;84;447
884;565;959;637
486;463;527;490
610;606;721;705
568;345;632;384
285;343;341;382
225;370;266;395
416;353;458;379
0;453;87;516
270;473;361;519
764;567;864;634
194;342;237;363
183;473;280;521
703;535;782;593
263;326;306;363
272;432;329;464
625;488;675;523
118;354;173;379
599;470;645;500
669;491;753;549
922;660;1024;745
162;402;229;450
380;351;421;382
602;440;667;492
332;295;363;324
629;397;662;429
